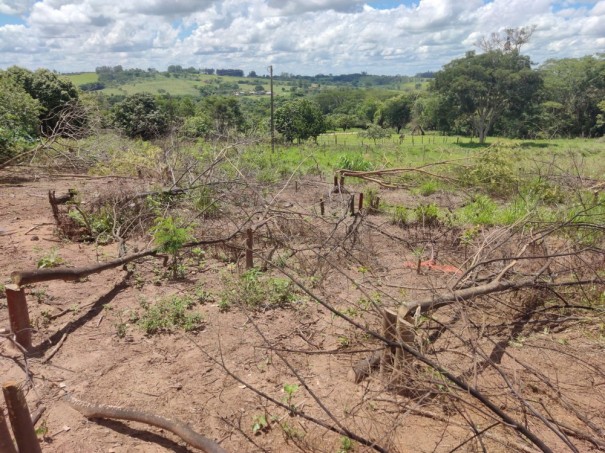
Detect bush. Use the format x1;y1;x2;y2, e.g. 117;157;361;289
460;147;517;196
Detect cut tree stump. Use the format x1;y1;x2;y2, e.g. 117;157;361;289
5;285;32;350
2;382;42;453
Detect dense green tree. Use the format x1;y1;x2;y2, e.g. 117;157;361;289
539;56;605;137
359;124;391;144
313;88;364;115
432;50;542;143
376;95;413;133
327;113;363;131
111;93;168;139
4;66;79;134
275;98;326;143
0;75;42;162
199;96;246;136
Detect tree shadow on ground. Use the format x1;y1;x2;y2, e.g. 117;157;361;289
454;142;490;149
518;141;551;148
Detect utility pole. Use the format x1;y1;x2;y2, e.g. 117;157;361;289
269;65;275;153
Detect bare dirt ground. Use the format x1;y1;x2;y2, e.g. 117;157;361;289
1;168;604;453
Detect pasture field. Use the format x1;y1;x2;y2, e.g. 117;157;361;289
62;72;99;85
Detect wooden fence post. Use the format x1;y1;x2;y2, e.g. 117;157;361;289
5;285;32;351
349;195;355;216
245;229;254;269
0;408;17;453
2;382;42;453
358;193;364;211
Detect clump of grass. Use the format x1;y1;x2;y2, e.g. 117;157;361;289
390;205;410;226
135;295;203;334
190;186;220;218
336;154;373;171
414;202;441;227
457;195;498;226
417;180;439;196
220;268;295;311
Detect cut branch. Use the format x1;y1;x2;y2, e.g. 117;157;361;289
64;394;227;453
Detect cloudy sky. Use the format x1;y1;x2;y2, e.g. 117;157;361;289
0;0;603;75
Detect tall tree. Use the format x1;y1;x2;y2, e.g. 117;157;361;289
4;66;79;134
0;74;42;162
376;95;413;133
112;93;168;139
275;99;326;143
199;96;246;136
539;56;605;137
476;25;536;53
432;50;542;143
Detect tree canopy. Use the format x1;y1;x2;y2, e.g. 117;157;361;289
3;66;79;134
0;75;42;162
432;50;542;143
275;98;326;143
112;93;169;139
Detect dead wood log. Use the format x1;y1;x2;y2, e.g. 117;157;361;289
64;394;227;453
348;351;382;383
11;232;242;286
397;274;550;319
52;189;77;205
11;249;157;286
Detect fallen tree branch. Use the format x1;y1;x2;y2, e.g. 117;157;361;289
11;232;241;286
11;249;158;286
64;394;227;453
397;265;559;319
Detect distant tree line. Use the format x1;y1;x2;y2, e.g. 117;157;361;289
2;39;604;163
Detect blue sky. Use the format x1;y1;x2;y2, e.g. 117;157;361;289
0;0;603;74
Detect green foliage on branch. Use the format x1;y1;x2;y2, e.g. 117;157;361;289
275;98;326;143
432;50;542;143
112;93;169;139
0;75;41;161
4;66;79;134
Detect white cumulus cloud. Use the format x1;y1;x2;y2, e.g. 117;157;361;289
0;0;603;74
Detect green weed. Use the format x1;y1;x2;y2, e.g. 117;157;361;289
137;294;203;334
220;268;295;311
418;180;439;196
151;216;193;279
390;205;410;226
36;247;65;269
336;154;373;171
414;203;441;227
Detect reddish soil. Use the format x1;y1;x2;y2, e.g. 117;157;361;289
1;168;604;453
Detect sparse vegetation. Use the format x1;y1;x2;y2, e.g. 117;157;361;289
135;295;203;334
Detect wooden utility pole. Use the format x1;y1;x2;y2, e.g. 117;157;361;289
269;65;275;153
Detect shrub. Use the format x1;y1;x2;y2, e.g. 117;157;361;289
220;268;295;311
460;147;517;196
390;205;410;226
414;203;441;226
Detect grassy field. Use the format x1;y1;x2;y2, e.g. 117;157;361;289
63;72;99;85
62;72;426;97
